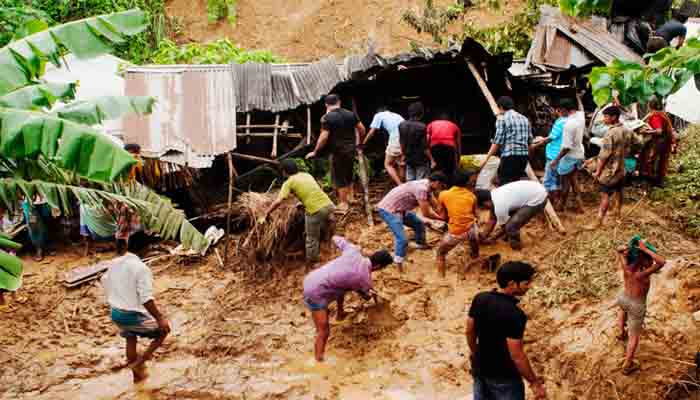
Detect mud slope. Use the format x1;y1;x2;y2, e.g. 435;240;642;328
165;0;525;61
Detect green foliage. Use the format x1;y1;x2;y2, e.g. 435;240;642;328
401;0;465;45
208;0;237;25
0;3;53;48
461;6;538;57
588;38;700;106
151;39;281;64
650;125;700;237
559;0;611;17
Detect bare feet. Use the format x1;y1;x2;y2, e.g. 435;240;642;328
621;360;640;375
617;330;628;342
131;362;149;383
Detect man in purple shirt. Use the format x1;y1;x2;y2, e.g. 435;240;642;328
376;172;449;272
303;236;393;362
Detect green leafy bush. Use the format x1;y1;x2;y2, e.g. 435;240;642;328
151;39;281;64
559;0;611;17
207;0;237;25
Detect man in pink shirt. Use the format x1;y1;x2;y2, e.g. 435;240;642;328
303;236;393;362
377;172;449;272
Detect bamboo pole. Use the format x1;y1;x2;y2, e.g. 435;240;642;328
223;152;238;265
306;106;312;145
466;59;566;234
230;152;280;165
271;114;280;158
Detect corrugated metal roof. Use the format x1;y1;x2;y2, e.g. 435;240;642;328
527;6;644;70
122;65;236;168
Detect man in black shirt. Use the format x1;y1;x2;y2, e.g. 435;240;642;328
466;261;547;400
399;102;431;181
306;94;366;210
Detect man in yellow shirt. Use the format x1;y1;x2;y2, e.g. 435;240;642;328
435;169;483;278
262;160;335;262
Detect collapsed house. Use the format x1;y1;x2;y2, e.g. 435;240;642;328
121;39;513;198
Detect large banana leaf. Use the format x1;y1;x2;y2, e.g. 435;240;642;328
0;178;209;253
0;107;135;181
0;9;147;96
0;82;76;110
55;96;156;126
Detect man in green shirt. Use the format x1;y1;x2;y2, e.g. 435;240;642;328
261;160;335;262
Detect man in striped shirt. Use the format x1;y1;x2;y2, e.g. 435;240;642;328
480;96;533;185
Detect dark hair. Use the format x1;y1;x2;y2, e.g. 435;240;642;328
496;261;536;288
324;94;340;106
646;36;669;54
408;102;424;119
369;250;393;270
673;9;689;23
124;143;141;153
496;96;515;111
279;159;299;175
475;189;492;207
116;239;129;255
429;171;449;185
453;169;475;187
376;105;389;113
602;105;621;119
559;98;577;111
648;96;663;111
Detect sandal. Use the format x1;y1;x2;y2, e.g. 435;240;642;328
622;361;641;375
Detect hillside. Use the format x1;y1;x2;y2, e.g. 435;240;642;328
165;0;526;61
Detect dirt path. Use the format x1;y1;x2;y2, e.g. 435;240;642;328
2;185;700;399
164;0;525;61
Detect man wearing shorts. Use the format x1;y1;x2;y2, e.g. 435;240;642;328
303;236;392;362
550;98;585;212
435;169;484;278
615;237;666;375
364;106;405;186
588;106;633;229
101;239;170;382
306;94;366;210
531;106;566;208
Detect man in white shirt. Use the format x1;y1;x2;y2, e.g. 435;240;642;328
476;181;548;250
550;98;585;212
101;239;170;382
363;106;405;186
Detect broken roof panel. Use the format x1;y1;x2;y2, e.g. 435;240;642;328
527;5;644;70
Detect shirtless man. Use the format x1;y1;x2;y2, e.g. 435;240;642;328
615;237;666;375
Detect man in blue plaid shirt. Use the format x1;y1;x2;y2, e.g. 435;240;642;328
480;96;533;185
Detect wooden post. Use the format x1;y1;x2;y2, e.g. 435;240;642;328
223;152;238;265
467;58;566;234
245;113;251;144
306;106;312;145
271;114;280;158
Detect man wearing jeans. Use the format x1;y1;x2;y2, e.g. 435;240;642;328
467;261;547;399
476;181;548;250
376;172;449;272
480;96;533;185
261;160;335;263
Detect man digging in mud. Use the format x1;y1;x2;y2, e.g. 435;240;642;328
466;261;547;400
376;172;449;272
615;236;666;375
303;236;393;362
435;169;488;278
101;239;171;382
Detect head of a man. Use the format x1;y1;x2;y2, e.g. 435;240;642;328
496;96;515;113
428;172;449;192
475;189;494;211
124;143;141;156
602;105;621;126
559;98;577;114
408;102;424;121
646;36;669;54
116;238;129;256
453;168;476;189
279;159;299;177
324;94;341;112
648;96;663;111
673;9;690;23
497;261;536;296
369;250;393;271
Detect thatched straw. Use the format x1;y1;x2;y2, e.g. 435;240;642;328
233;192;304;264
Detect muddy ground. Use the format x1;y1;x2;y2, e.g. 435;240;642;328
1;179;700;400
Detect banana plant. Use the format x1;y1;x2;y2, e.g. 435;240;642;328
0;9;209;254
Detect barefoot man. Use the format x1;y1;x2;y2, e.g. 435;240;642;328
101;239;171;382
303;236;393;362
615;236;666;375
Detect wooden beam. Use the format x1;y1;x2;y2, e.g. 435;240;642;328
236;124;296;129
306;106;312;145
271;114;280;158
230;152;280;165
223;152;238;265
467;59;566;234
236;132;303;138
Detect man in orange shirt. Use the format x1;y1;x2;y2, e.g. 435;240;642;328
435;169;484;278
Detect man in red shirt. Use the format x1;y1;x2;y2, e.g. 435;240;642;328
427;113;461;179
